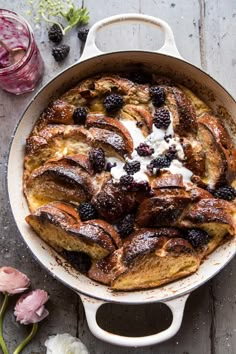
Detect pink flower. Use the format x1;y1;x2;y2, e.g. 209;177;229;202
14;289;49;325
0;266;30;294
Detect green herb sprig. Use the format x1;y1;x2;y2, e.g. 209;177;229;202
37;0;89;34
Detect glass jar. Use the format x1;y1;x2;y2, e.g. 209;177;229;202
0;9;44;95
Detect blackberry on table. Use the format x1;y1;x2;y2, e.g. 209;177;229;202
52;44;70;62
147;155;171;173
89;148;105;173
103;94;124;113
117;214;135;238
78;27;89;42
153;107;171;129
149;86;165;107
184;229;210;248
78;202;97;221
73;107;88;124
136;143;154;157
213;185;236;201
63;250;91;273
123;161;141;175
48;24;63;43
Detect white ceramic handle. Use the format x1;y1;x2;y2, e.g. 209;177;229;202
79;293;189;347
80;13;182;62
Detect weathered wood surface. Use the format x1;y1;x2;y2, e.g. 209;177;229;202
0;0;235;353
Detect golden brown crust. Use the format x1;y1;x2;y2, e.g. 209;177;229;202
23;73;236;291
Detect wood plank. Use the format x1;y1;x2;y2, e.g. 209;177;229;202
203;2;236;353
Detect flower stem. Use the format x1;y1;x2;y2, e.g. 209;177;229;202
0;293;9;354
13;323;38;354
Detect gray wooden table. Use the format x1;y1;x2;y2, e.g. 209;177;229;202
0;1;235;353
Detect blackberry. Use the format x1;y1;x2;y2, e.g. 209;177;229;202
52;44;70;62
123;161;141;175
117;214;135;238
48;24;63;43
63;250;91;273
78;27;89;42
149;86;165;107
89;148;105;172
103;94;124;112
153;108;171;129
147;155;171;172
184;229;210;248
213;186;236;201
129;71;152;84
166;145;177;160
131;180;151;193
73;107;88;124
78;202;97;221
136;143;154;157
105;162;117;172
120;175;134;189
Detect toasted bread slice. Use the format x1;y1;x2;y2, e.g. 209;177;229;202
47;154;94;175
26;205;116;259
136;189;191;227
198;114;236;185
84;219;122;248
25;164;95;211
121;105;153;135
92;180;136;221
25;125;92;174
89;229;200;290
86;115;133;154
31;100;75;135
89;127;129;158
179;198;236;255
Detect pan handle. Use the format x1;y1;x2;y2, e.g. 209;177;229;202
79;293;189;347
79;13;183;62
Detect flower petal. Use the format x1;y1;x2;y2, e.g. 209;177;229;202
45;333;89;354
14;289;49;324
0;267;30;295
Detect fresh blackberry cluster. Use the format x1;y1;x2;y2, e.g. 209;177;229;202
153;107;171;129
78;202;97;221
48;24;63;43
103;94;124;113
78;27;89;42
52;44;70;62
149;86;165;107
63;250;91;273
123;161;141;175
136;143;154;157
89;148;105;173
117;214;135;238
73;107;88;124
147;155;171;173
213;186;236;201
184;229;210;248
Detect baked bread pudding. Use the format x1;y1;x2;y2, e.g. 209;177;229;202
24;72;236;290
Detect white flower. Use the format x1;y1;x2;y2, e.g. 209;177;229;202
45;333;89;354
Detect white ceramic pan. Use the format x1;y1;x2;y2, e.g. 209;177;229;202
7;14;236;347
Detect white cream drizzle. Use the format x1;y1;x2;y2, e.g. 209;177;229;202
108;112;193;184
